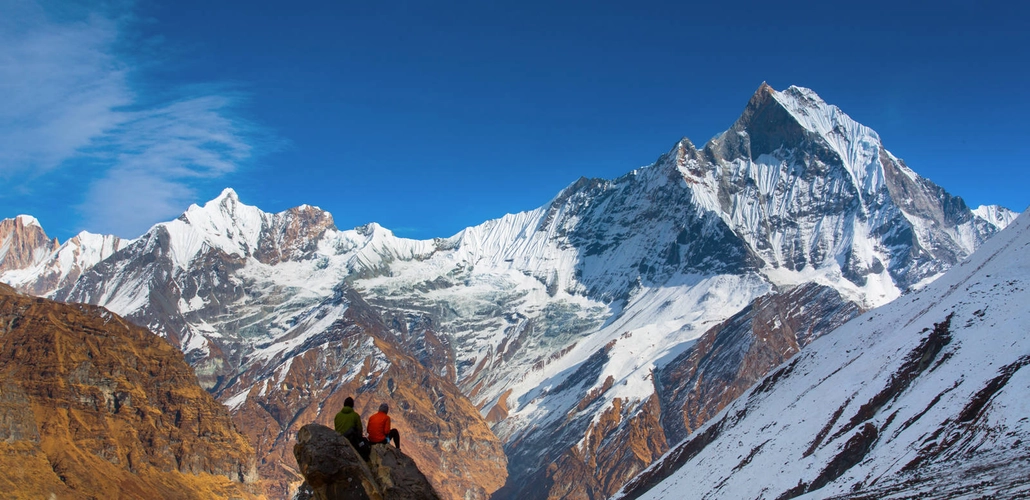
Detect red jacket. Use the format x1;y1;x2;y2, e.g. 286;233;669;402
367;411;391;443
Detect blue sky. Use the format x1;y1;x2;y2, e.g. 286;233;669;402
2;0;1027;241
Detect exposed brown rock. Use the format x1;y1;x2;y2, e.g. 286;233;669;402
545;395;669;500
12;232;125;297
658;283;861;443
0;288;262;499
485;389;513;424
366;441;441;500
254;204;337;265
227;289;507;500
0;216;58;273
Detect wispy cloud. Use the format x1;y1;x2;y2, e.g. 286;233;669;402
0;0;269;237
0;5;129;179
77;92;261;235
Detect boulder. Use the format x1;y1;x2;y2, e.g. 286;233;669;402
294;424;440;500
367;443;441;500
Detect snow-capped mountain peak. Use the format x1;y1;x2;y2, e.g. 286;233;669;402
14;214;42;229
974;204;1020;228
157;188;340;269
0;220;126;296
0;215;60;275
171;188;264;261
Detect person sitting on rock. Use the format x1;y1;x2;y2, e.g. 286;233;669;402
366;402;401;450
334;396;370;460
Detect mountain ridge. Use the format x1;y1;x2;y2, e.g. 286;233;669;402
0;83;1020;499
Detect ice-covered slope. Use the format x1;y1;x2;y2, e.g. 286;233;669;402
51;188;413;381
354;84;1015;498
619;209;1030;500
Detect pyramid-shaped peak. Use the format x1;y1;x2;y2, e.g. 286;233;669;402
755;81;775;97
740;83;829;120
197;188;252;214
212;187;241;206
738;82;776;114
712;83;880;162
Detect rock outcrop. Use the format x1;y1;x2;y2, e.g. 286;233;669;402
0;215;58;273
293;423;440;500
0;283;262;499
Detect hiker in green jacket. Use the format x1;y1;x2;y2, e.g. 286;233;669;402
334;397;362;437
334;396;371;460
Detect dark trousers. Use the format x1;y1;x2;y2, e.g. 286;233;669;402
370;429;401;450
342;428;371;460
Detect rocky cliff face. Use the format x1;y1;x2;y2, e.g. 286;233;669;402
0;215;126;297
0;283;261;499
0;215;58;274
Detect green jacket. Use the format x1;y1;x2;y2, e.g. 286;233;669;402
334;406;362;436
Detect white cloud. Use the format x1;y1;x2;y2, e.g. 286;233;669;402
79;93;258;235
78;170;194;237
0;0;268;237
0;6;129;177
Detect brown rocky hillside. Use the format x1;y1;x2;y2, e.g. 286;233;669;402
0;283;262;499
225;288;508;500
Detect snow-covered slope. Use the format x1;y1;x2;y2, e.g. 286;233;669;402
974;204;1020;229
619;209;1030;499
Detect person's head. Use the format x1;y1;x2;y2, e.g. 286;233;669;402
344;397;354;408
379;403;389;414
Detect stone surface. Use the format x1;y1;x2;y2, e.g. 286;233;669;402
0;216;58;273
0;284;262;499
293;423;440;500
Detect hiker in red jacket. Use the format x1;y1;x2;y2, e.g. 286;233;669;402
366;403;401;450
